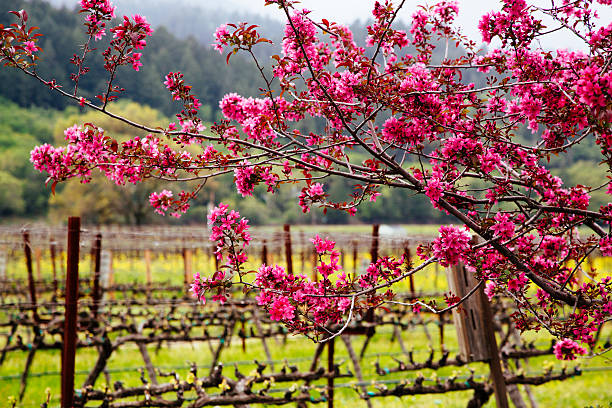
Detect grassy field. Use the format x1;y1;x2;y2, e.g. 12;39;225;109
0;225;611;407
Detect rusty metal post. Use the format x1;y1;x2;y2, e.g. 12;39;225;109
23;231;38;322
92;234;102;319
283;224;293;275
62;217;80;408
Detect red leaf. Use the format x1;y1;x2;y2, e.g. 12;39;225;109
51;180;57;196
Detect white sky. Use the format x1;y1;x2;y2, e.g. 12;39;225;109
224;0;612;51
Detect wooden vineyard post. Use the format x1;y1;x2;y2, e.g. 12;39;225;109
283;224;293;275
312;244;318;282
352;240;357;275
105;250;114;300
446;261;509;408
360;224;380;347
144;248;152;297
300;231;305;274
327;338;335;408
50;239;58;296
261;239;268;265
370;224;379;263
23;230;38;322
92;234;102;319
62;217;80;408
35;248;42;281
183;248;193;289
404;246;415;298
0;245;6;282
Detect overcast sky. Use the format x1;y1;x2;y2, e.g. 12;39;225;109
222;0;612;51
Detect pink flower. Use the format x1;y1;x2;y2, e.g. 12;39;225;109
490;213;515;240
213;24;230;53
234;162;256;197
553;339;587;360
131;52;142;71
432;225;471;267
298;183;326;213
599;236;612;256
23;41;38;55
424;178;443;203
484;281;497;300
507;273;529;292
149;189;173;215
269;296;295;321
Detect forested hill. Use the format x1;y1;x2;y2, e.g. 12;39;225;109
0;0;267;120
47;0;286;56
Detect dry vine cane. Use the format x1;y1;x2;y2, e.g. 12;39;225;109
2;0;612;357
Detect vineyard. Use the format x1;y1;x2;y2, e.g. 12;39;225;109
0;222;610;407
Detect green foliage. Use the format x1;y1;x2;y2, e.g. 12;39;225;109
0;171;25;214
0;97;64;219
0;0;264;121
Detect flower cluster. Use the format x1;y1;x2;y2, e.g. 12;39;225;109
553;339;587;360
425;226;472;267
190;204;252;305
149;190;173;215
478;0;541;46
79;0;116;41
253;235;401;334
164;71;205;135
298;183;326;213
0;10;43;69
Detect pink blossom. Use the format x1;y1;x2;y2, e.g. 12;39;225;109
553;338;587;360
484;281;497;301
490;213;515;240
298;183;326;213
234;162;256;197
269;296;295;321
599;236;612;256
23;41;38;54
213;24;230;53
149;189;173;215
432;226;471;267
507;273;529;292
131;52;142;71
424;178;443;203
